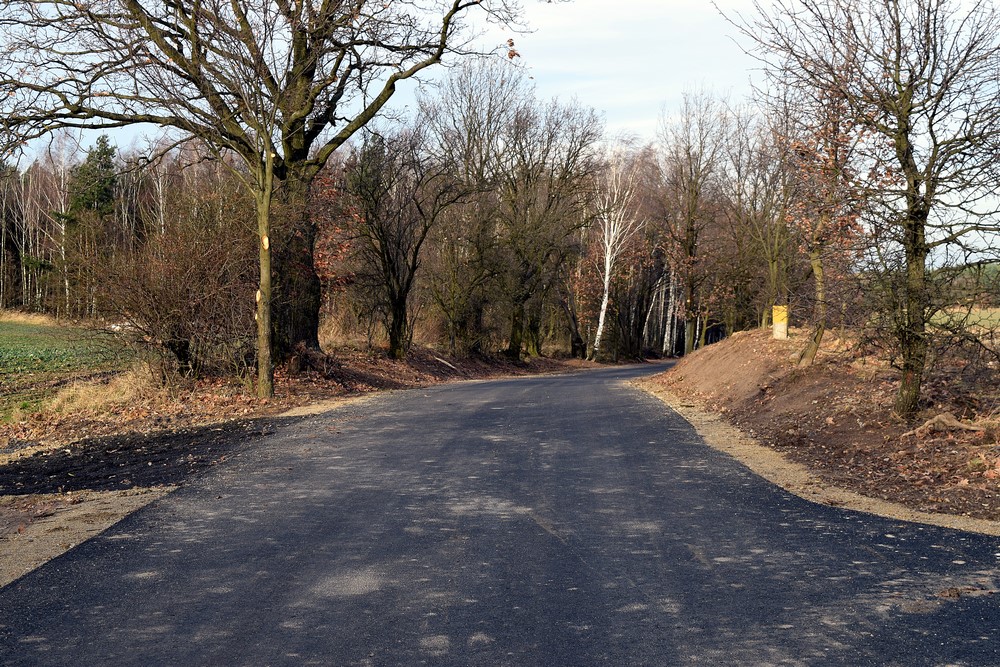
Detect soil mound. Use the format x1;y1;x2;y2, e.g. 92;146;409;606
646;329;1000;523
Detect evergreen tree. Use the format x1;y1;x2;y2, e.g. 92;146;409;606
69;135;116;218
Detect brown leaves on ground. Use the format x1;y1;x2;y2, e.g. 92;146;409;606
652;329;1000;522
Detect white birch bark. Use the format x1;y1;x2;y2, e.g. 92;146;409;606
591;144;644;359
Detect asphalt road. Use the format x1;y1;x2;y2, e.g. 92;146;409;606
1;364;999;666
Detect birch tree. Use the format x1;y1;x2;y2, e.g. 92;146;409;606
590;144;644;360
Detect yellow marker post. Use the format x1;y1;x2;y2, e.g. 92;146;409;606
773;305;788;340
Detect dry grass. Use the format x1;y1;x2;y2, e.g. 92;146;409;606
317;316;350;351
0;310;59;327
44;366;167;417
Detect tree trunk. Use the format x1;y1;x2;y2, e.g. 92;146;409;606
641;280;661;355
525;317;542;357
559;289;586;359
797;248;827;367
663;271;677;357
387;296;408;360
684;318;696;355
644;277;664;353
570;328;586;359
683;277;697;355
894;225;929;418
255;185;274;399
271;174;321;364
506;302;525;360
591;246;614;360
165;337;194;376
592;281;611;360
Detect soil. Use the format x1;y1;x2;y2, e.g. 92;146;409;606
639;328;1000;532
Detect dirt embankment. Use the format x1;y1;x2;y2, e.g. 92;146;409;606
639;329;1000;533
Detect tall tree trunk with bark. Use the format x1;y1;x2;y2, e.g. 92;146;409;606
591;256;613;360
271;174;321;362
387;295;410;360
895;206;930;417
506;301;525;360
797;246;827;367
255;168;274;399
683;280;697;355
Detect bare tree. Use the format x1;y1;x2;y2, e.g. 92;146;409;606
418;60;520;356
656;91;727;355
742;0;1000;417
344;126;463;359
0;0;522;396
719;104;794;330
421;59;603;360
493;98;603;359
590;143;645;360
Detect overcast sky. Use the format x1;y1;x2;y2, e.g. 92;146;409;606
470;0;762;140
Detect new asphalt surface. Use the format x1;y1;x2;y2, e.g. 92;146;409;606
1;364;999;665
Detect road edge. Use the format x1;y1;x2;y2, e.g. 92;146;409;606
636;378;1000;537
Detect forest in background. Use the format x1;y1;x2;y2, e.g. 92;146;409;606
0;66;852;370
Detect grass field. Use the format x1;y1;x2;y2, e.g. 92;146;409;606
932;307;1000;332
0;316;126;421
964;307;1000;330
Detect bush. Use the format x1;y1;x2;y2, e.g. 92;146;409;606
97;215;256;380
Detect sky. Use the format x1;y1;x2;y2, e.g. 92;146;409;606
461;0;762;141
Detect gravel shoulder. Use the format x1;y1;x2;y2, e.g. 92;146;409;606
0;488;171;587
638;380;1000;537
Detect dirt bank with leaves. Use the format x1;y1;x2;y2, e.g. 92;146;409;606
640;329;1000;533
